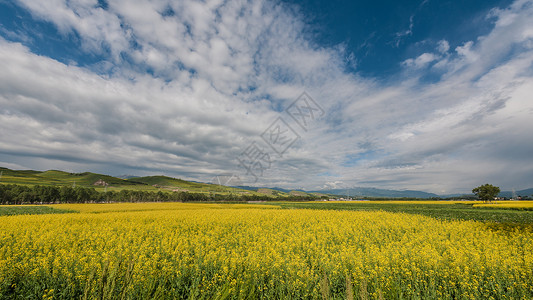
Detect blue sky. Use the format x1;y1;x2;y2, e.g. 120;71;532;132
287;0;513;76
1;0;532;194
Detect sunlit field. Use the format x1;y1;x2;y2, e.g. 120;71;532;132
1;203;532;299
474;201;533;210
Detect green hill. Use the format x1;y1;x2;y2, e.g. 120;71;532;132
0;167;263;196
37;170;138;186
0;168;140;189
0;167;60;185
257;188;289;197
289;190;309;197
130;176;259;195
130;176;204;188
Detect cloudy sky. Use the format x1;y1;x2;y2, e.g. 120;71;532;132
1;0;532;194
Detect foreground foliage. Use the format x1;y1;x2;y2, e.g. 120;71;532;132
1;204;532;299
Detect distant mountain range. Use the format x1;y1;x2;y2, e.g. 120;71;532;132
311;187;533;199
232;186;444;198
236;185;533;199
498;188;533;198
311;187;440;198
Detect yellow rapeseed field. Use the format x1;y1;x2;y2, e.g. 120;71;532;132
474;201;533;209
1;203;532;299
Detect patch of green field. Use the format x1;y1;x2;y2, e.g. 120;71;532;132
276;201;533;224
0;205;75;216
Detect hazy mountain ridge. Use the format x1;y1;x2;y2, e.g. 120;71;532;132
498;188;533;198
312;187;439;199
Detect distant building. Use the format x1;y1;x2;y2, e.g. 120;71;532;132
93;179;108;186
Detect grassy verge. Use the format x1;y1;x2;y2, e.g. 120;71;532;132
0;205;75;216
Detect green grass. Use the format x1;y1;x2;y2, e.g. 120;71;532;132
0;206;75;216
276;201;533;224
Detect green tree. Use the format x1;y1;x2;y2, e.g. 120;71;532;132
60;186;77;203
472;184;500;203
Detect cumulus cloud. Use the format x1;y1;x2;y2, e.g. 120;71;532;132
0;0;350;184
1;0;533;193
369;0;533;192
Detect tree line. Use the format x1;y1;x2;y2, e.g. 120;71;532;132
0;184;318;205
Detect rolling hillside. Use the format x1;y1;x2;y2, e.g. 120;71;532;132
128;176;260;195
0;167;261;196
0;167;138;188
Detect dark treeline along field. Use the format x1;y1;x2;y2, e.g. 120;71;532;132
0;184;318;205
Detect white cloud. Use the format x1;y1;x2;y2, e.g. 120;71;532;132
437;40;450;53
402;40;450;70
393;15;414;47
402;52;438;68
455;41;477;61
16;0;129;60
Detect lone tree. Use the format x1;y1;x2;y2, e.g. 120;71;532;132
472;184;500;203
